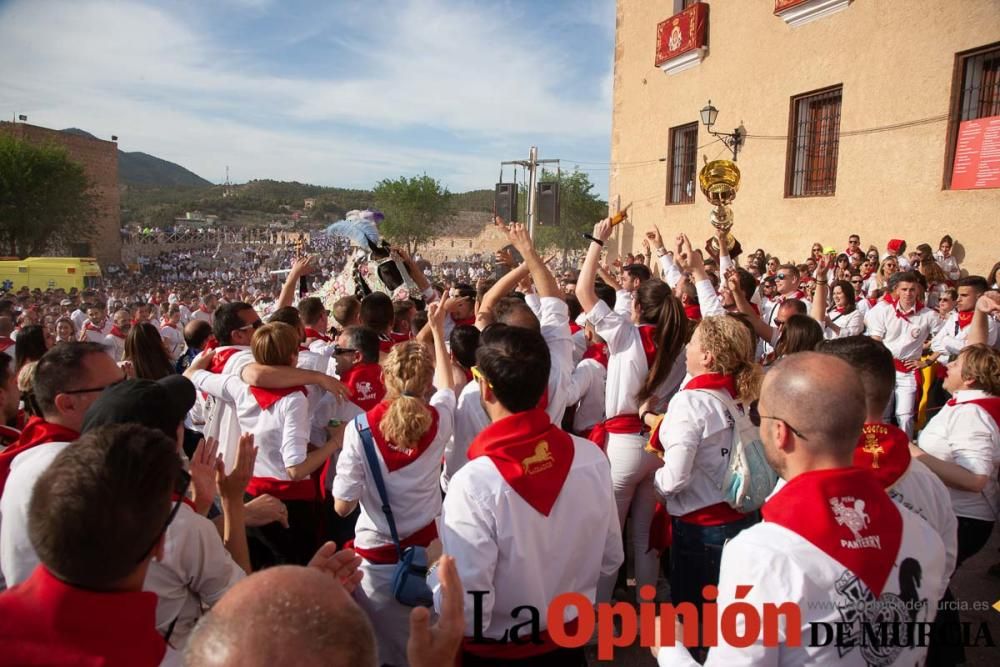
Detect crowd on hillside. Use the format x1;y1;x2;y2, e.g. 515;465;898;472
0;220;999;667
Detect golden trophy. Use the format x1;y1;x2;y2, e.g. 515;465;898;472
699;156;740;255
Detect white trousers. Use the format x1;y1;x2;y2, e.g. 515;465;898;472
353;560;416;667
892;368;920;438
600;432;664;599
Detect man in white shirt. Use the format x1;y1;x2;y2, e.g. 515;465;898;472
79;304;112;344
160;304;186;363
931;275;998;364
433;325;623;665
102;309;131;362
653;353;947;666
864;271;942;437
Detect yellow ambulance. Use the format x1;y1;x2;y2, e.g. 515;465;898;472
0;257;103;292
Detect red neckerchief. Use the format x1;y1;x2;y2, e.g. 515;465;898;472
83;321;104;333
0;417;80;495
199;305;212;314
451;315;476;327
946;395;1000;429
834;305;847;314
683;304;702;321
749;302;761;316
854;423;911;488
0;566;165;666
637;324;657;367
568;322;582;335
390;330;412;343
0;336;13;352
0;424;21;448
365;400;441;472
171;492;197;512
582;342;609;368
108;326;126;339
956;310;974;330
343;362;386;411
468;408;574;517
462;366;474;382
763;467;903;597
248;385;307;411
887;295;924;322
781;290;806;302
304;327;331;342
378;335;394;354
298;345;309;352
685;372;737;397
203;335;220;350
867;296;879;307
647;373;736;454
207;347;242;374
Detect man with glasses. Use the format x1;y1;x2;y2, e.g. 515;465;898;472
0;424;182;665
760;265;809;358
652;353;947;666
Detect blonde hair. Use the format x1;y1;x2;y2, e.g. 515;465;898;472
251;322;299;366
696;315;764;402
960;344;1000;396
379;341;434;449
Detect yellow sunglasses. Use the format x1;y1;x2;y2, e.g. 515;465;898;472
470;366;493;388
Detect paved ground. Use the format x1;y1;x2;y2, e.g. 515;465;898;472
585;528;1000;665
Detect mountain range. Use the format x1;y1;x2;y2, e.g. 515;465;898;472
61;128;213;187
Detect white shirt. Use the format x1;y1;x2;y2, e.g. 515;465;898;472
656;502;946;667
934;252;961;281
585;300;686;420
432;435;623;640
917;389;1000;521
160;323;185;362
888;458;958;578
191;369;310;480
823;307;864;339
103;332;126;362
70;309;88;332
144;504;245;651
333;388;456;551
655;387;738;516
191;309;213;325
441;381;489;491
0;441;73;588
567;358;606;434
195;347;253;471
864;300;941;361
931;310;999;362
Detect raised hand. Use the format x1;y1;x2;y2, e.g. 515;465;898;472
308;541;364;593
189;437;221;515
506;223;534;257
217;433;256;502
407;556;464;667
646;226;665;251
592;218;613;243
976;291;1000;315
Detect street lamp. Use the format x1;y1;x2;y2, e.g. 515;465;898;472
700;100;745;161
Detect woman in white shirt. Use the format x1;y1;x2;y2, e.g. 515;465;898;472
811;269;864;339
645;315;763;618
912;344;1000;571
333;306;455;667
935;234;962;282
576;219;688;601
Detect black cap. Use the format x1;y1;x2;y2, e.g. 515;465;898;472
81;376;197;439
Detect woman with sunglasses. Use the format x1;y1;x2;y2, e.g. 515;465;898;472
332;302;455;667
577;220;689;602
863;256;899;297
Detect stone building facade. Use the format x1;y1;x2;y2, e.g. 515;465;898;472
608;0;1000;273
0;121;121;266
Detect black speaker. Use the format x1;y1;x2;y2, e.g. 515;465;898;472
495;183;518;222
536;181;560;226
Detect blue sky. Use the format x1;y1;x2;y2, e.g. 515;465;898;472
0;0;616;197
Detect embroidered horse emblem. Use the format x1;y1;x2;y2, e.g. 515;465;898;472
862;433;884;469
521;441;554;475
831;497;880;549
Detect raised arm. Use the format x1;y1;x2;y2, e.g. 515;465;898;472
575;218;612;312
476;262;529;329
728;270;776;343
810;257;831;328
507;223;560;299
427;299;455;393
968;292;1000;346
240;364;349;402
596;261;623;292
276;256;313;309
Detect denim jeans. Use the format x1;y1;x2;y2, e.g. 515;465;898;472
669;512;760;609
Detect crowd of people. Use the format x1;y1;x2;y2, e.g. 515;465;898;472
0;219;998;667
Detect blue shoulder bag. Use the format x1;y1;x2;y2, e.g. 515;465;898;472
354;413;434;608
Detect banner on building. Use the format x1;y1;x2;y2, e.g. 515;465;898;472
951;115;1000;190
655;2;709;68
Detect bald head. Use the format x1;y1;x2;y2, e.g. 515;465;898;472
759;352;865;475
184;567;376;667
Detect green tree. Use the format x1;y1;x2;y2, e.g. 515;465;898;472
525;169;607;264
373;175;454;255
0;134;97;258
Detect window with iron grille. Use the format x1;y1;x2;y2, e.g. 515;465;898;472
673;0;699;12
944;42;1000;188
785;85;843;197
667;122;698;204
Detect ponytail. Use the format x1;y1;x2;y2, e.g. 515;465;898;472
636;280;688;404
378;342;434;448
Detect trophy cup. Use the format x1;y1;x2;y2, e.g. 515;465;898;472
699;156;741;255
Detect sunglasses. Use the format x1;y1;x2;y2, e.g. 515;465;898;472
61;374;127;396
333;346;357;355
760;414;809;440
775;273;788;280
471;365;493;388
851;279;864;284
136;470;190;564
